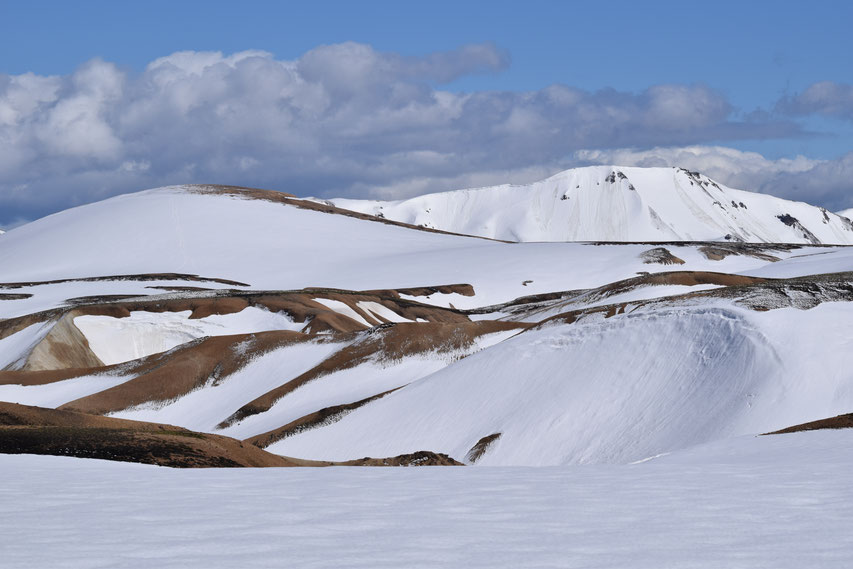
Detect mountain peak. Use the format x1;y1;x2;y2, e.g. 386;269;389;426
331;165;853;244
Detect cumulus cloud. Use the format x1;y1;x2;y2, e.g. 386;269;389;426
0;43;810;225
576;146;853;211
778;81;853;120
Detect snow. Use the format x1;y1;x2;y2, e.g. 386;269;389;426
3;429;853;568
355;301;412;322
0;186;820;313
0;321;52;369
74;307;303;365
269;301;853;465
332;166;853;244
0;372;131;407
0;277;242;320
310;298;373;327
111;339;343;432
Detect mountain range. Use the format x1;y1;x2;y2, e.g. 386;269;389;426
1;168;853;468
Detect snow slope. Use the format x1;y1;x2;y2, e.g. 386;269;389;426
2;183;853;469
4;429;853;569
331;166;853;244
270;301;853;465
0;185;816;313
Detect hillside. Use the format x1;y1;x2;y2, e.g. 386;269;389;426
330;166;853;244
1;183;853;468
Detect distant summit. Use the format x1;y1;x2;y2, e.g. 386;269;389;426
329;166;853;244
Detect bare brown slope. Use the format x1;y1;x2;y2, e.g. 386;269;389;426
765;413;853;435
221;320;527;428
0;402;464;467
60;330;316;415
0;402;297;467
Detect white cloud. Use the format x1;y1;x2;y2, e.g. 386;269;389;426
0;43;818;224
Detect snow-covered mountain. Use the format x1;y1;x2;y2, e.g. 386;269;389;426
2;183;853;470
330;166;853;244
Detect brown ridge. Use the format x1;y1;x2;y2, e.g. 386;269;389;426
0;402;464;468
0;401;297;467
764;413;853;435
465;433;502;463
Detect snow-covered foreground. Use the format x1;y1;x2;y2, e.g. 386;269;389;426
2;430;852;568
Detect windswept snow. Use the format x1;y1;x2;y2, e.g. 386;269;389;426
332;166;853;244
74;307;303;365
4;430;853;568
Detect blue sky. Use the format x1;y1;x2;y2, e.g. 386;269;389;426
1;0;852;225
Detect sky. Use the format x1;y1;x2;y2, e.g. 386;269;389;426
1;0;852;227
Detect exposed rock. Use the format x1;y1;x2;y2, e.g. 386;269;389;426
640;247;686;265
465;433;502;463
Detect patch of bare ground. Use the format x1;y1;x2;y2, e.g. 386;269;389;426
145;285;215;292
640;247;685;265
0;401;298;467
764;413;853;435
0;293;32;300
59;330;315;415
698;245;781;262
246;387;403;448
0;402;463;467
386;284;476;297
221;320;528;428
186;184;509;242
465;433;502;463
0;367;110;386
340;452;463;466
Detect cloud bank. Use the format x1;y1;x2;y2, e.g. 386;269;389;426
0;43;850;226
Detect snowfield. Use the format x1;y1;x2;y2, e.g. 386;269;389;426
2;429;853;568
